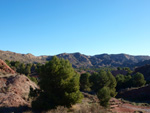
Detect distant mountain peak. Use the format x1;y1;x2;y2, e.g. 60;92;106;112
73;52;81;54
0;50;150;68
27;53;34;55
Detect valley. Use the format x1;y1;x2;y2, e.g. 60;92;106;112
0;50;150;113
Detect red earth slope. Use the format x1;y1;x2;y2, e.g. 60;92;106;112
0;59;38;112
0;59;15;74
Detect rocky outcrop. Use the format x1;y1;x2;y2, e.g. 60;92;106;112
57;52;93;68
0;59;38;111
0;74;38;108
0;59;15;74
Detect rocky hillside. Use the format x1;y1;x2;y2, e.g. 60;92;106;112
0;59;15;74
0;59;38;112
133;59;150;68
0;75;38;106
0;50;47;64
0;50;150;68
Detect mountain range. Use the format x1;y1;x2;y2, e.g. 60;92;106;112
0;50;150;68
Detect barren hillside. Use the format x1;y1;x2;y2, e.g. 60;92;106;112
0;50;150;68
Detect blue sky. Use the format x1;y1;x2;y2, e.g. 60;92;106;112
0;0;150;56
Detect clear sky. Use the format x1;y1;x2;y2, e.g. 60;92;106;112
0;0;150;56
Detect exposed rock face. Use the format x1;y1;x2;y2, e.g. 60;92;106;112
57;52;93;68
0;50;150;68
0;92;29;107
0;74;38;108
0;59;38;110
0;59;15;74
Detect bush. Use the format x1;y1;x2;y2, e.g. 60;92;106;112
27;75;38;84
97;87;111;107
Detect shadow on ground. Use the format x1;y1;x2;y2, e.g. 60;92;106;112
0;106;31;113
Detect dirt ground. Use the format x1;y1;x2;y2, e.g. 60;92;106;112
110;98;150;113
71;93;150;113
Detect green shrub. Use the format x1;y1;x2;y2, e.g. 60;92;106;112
27;75;38;84
97;87;111;107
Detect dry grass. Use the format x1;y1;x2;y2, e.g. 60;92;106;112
46;106;68;113
73;103;109;113
22;92;111;113
22;104;110;113
45;104;109;113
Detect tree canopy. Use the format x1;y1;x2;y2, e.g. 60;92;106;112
32;56;83;110
80;72;91;92
89;70;117;107
132;72;146;87
97;87;111;107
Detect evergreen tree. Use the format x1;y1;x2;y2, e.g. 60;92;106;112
5;60;10;66
18;63;26;74
123;67;132;75
132;72;146;87
124;75;132;88
117;67;122;70
25;65;31;75
90;70;117;107
97;87;111;107
107;71;117;97
90;70;109;92
115;74;125;91
27;75;38;84
80;73;91;92
32;56;83;110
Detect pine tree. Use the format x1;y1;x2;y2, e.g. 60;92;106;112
32;56;83;110
107;71;117;97
90;70;109;92
132;72;146;87
97;87;111;107
80;73;91;91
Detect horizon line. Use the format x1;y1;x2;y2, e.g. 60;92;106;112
0;49;150;57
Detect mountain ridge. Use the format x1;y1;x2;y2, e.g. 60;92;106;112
0;50;150;68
